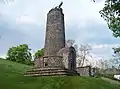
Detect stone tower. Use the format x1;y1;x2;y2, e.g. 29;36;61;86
43;7;65;67
44;8;65;56
25;3;79;76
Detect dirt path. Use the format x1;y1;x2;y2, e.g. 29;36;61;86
101;77;120;85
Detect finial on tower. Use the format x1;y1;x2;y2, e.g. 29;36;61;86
54;1;63;9
58;1;63;8
49;2;63;13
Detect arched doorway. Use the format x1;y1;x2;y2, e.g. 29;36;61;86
68;47;76;71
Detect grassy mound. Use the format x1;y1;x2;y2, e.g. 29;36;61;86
0;59;120;89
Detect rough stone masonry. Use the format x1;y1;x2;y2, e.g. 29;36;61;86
25;2;79;76
44;7;65;56
43;6;65;67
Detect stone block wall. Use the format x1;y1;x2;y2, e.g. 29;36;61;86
76;66;92;76
34;57;43;68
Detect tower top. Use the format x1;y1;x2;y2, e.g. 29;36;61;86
54;1;63;9
48;2;63;14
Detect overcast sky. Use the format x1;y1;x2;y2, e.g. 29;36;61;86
0;0;120;60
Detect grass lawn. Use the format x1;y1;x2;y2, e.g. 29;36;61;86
0;59;120;89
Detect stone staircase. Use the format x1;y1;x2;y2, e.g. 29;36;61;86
24;67;79;76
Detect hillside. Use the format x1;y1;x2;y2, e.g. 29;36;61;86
0;59;120;89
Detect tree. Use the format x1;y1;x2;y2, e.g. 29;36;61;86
65;39;75;47
103;60;109;69
111;47;120;68
66;39;92;67
99;0;120;69
7;44;32;65
77;44;92;67
100;0;120;37
34;48;44;59
65;39;78;52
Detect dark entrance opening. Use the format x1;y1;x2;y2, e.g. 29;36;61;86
44;62;48;67
68;47;76;71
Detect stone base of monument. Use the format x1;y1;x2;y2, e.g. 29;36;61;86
24;67;79;76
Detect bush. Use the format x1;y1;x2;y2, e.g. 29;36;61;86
101;74;120;81
7;44;32;65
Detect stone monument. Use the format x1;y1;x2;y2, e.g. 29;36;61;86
25;2;79;76
43;2;65;67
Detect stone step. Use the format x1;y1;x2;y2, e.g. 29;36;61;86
24;72;74;76
25;70;73;75
24;67;79;76
27;70;67;73
32;67;66;70
28;68;68;72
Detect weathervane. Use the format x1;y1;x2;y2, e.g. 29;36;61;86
58;1;63;8
55;1;63;9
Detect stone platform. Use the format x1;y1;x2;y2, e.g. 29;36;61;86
24;67;79;76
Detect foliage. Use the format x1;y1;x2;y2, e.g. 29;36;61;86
100;0;120;68
100;59;112;69
65;40;75;47
0;59;119;89
100;0;120;37
34;48;44;59
101;74;120;81
113;47;120;53
101;74;113;78
77;44;92;67
66;39;92;67
111;47;120;68
6;44;32;65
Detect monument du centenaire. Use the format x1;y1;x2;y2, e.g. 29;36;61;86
25;2;79;76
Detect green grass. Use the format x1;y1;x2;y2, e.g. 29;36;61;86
0;59;120;89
